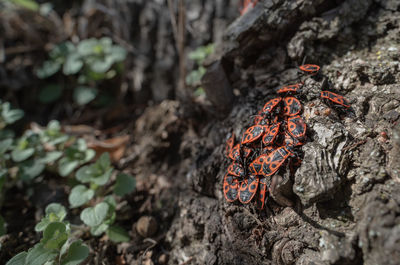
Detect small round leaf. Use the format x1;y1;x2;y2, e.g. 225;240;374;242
68;185;95;208
73;86;98;106
80;202;109;227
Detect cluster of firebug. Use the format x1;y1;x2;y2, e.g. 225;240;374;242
223;64;350;209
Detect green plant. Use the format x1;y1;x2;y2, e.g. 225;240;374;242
0;0;39;11
0;100;24;130
57;139;95;177
6;203;89;265
186;43;215;97
36;37;127;105
69;153;134;241
1;99;135;259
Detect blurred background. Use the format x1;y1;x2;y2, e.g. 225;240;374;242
0;0;242;124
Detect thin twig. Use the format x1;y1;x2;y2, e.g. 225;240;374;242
167;0;179;46
177;0;187;100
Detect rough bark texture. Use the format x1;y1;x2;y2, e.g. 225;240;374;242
123;0;400;264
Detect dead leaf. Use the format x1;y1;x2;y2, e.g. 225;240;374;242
115;255;126;265
87;135;130;162
62;124;100;136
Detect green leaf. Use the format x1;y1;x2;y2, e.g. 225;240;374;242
103;195;117;209
11;147;35;162
41;222;69;250
88;57;113;73
107;225;130;243
84;149;96;162
35;218;51;232
60;240;89;265
25;244;58;265
90;223;109;236
58;158;79;177
188;44;214;64
40;151;63;164
39;84;63;103
10;0;39;10
36;60;61;79
0;215;6;236
18;159;46;181
92;168;113;186
114;173;135;196
109;46;127;63
0;129;15;140
80;202;109;227
76;152;112;185
2;108;24;125
73;86;98;106
99;37;112;49
75;138;87;151
50;42;75;59
63;54;83;75
75;165;94;183
98;152;110;168
68;185;94;208
193;87;205;97
0;139;12;154
5;251;27;265
77;38;98;56
46;203;67;221
76;165;112;186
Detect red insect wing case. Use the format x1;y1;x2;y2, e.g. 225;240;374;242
249;154;269;175
223;174;239;202
262;122;281;145
287;115;306;139
261;147;291;176
225;133;235;158
262;97;282;115
299;64;320;74
241;125;268;144
277;83;302;94
239;176;259;204
258;178;268;209
320;91;350;108
229;144;241;161
227;162;245;178
283;97;302;116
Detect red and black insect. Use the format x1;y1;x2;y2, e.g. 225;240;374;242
223;174;239;202
241;125;269;145
254;109;264;125
299;64;320;75
229;144;241;161
263;146;275;154
320;91;350;108
261;97;282;117
258;178;268;209
225;133;235;159
227;162;246;178
262;122;281;146
287;115;307;142
242;146;253;159
249;153;268;175
261;146;292;177
238;175;259;204
283;97;302;117
277;83;303;94
284;131;301;147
